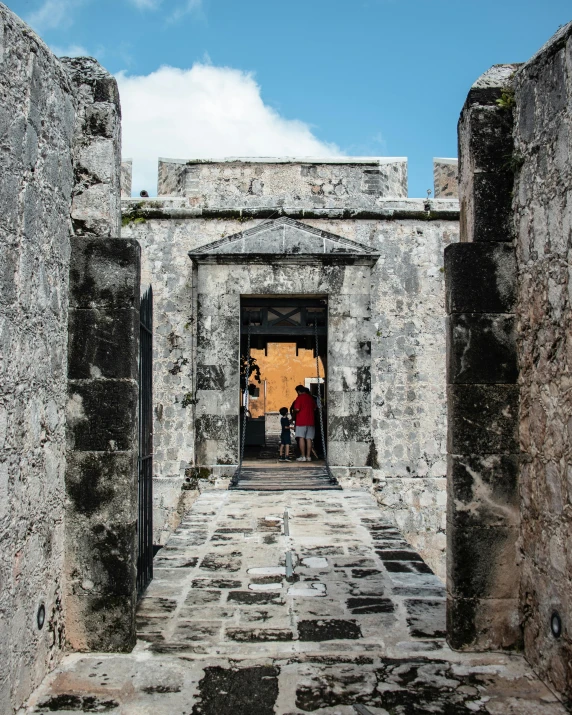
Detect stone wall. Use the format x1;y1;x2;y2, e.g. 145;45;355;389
123;176;459;578
447;22;572;701
513;21;572;700
0;7;136;710
0;6;75;712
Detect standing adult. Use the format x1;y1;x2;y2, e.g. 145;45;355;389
292;385;316;462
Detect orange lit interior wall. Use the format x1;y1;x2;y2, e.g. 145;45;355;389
248;343;324;418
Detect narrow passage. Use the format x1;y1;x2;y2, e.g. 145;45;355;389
24;486;565;714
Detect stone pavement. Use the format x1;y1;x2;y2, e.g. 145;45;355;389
22;489;567;714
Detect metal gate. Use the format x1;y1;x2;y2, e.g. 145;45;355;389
137;286;153;596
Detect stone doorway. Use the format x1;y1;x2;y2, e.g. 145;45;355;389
189;219;380;480
240;296;327;462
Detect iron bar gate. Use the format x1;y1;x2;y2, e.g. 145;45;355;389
137;286;153;596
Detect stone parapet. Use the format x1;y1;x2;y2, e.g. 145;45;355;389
433;158;458;198
157;157;408;207
121;159;133;198
61;57;122;238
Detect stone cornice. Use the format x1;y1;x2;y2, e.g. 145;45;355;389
122;198;460;222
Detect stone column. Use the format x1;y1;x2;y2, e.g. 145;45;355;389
65;238;140;650
62;59;141;650
445;64;521;650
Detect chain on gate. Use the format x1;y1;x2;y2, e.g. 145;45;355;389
314;317;337;485
230;322;251;487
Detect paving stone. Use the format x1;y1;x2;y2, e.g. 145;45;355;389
298;619;362;641
22;488;568;714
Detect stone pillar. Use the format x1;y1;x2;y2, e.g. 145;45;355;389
62;59;140;650
65;238;140;650
121;160;133;198
445;65;521;650
433;158;458;198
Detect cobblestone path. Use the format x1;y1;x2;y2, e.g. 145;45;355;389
23;489;566;714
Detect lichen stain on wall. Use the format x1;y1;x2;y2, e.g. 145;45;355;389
248;343;324;418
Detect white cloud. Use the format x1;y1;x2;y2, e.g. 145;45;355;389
128;0;162;8
27;0;84;32
116;64;342;196
50;43;89;57
168;0;203;22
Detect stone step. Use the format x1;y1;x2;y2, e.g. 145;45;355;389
230;466;342;491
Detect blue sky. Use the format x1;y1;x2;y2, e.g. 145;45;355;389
9;0;571;197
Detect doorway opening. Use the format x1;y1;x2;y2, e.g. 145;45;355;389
239;296;327;463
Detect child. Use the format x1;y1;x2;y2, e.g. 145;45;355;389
278;407;292;461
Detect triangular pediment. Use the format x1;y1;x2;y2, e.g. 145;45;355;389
189;217;374;256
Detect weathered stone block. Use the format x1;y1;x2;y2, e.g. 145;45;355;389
447;596;521;651
446;525;519;599
462;105;514;174
445;243;516;314
447;314;517;384
329;415;371;442
464;64;522;108
68;308;138;380
65;517;137;651
433;158;458;198
447;454;519;529
121;160;132;198
69;237;141;309
472;171;514;242
447;385;519;454
196;365;226;391
67;380;138;452
66;452;137;519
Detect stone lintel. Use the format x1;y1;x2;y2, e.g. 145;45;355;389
189;253;380;266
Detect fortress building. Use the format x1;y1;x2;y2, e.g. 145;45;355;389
1;2;571;711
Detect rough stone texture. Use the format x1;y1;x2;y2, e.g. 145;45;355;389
0;6;76;712
22;488;567;715
122;191;458;580
446;65;520;652
121;159;132;198
60;56;121;238
458;64;520;244
158;157;409;206
66;237;140;653
433;158;458;198
513;20;572;701
445;242;517;314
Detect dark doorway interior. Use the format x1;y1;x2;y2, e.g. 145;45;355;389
240;296;327;461
137;286;153;596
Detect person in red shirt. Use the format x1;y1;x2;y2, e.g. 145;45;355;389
292;385;316;462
